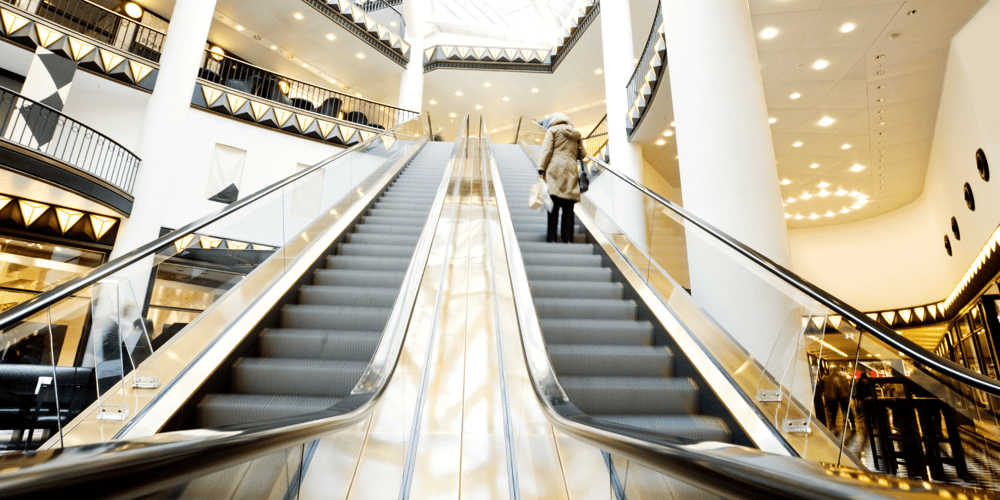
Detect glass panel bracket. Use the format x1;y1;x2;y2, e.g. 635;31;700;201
782;418;811;434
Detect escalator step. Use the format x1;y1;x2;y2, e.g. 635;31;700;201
298;285;398;307
594;415;731;442
526;265;611;282
313;269;405;287
518;242;594;255
230;358;367;396
530;280;622;299
521;252;602;268
548;345;673;377
534;298;636;320
346;233;420;246
539;319;653;345
325;255;411;271
339;243;417;257
280;304;391;330
560;376;698;415
258;329;380;360
355;223;425;234
515;232;587;243
197;394;340;428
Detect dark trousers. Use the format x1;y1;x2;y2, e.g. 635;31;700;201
547;195;575;243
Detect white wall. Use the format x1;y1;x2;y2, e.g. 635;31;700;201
788;0;1000;312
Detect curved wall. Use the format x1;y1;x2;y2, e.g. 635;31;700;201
789;0;1000;312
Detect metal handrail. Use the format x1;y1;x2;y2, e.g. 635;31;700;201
484;121;991;499
0;111;461;499
0;85;141;194
0;113;426;331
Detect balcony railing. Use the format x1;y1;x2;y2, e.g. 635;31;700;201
0;86;140;196
198;50;417;131
349;0;405;37
625;1;666;137
3;0;166;62
583;114;607;157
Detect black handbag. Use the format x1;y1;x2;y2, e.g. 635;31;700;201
578;160;590;193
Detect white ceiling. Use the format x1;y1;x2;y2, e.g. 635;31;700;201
634;0;988;228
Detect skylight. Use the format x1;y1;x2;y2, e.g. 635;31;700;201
429;0;585;46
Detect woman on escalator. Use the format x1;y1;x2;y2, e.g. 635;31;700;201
537;113;587;243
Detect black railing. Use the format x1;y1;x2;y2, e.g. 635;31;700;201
198;50;417;131
583;114;607;157
349;0;405;36
625;2;663;127
0;86;140;194
4;0;166;62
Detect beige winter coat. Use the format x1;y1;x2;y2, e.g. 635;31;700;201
539;113;586;202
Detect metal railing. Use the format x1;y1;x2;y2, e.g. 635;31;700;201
348;0;405;36
198;50;417;131
0;86;139;194
625;1;663;131
583;114;607;157
3;0;166;62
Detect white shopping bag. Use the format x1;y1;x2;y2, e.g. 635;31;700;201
529;177;553;212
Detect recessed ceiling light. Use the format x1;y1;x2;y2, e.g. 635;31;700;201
327;34;336;41
271;45;277;50
656;139;666;146
670;121;676;127
818;190;830;197
760;27;778;39
484;82;491;87
545;114;550;118
532;88;539;93
817;181;830;188
801;192;813;200
840;207;851;214
850;163;865;172
835;189;847;196
294;12;303;20
573;107;579;111
768;117;777;124
595;69;603;74
841;143;851;150
786;197;796;203
812;59;829;70
429;100;436;105
785;213;792;219
790;92;801;100
818;116;835;126
795;214;804;220
357;53;365;59
825;211;835;217
780;178;791;185
236;25;244;31
810;163;820;169
450;112;457;117
476;105;482;110
663;130;673;137
850;191;860;197
302;63;308;68
391;21;397;26
809;213;819;219
793;141;803;147
840;23;856;33
455;91;463;96
502;97;510;102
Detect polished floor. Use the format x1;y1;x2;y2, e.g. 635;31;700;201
298;141;617;499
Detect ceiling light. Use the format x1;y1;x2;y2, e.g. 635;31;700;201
795;214;804;220
812;59;829;70
475;105;482;109
55;207;84;233
429;100;436;105
841;143;851;150
878;121;886;126
835;189;847;196
670;121;676;127
780;178;791;185
790;92;801;100
785;213;792;219
532;88;539;93
391;21;397;26
327;34;336;41
852;204;862;209
122;1;143;19
809;213;819;220
209;45;225;61
817;181;830;188
656;139;666;146
294;12;303;20
455;91;463;96
818;190;830;197
271;45;277;50
825;211;835;217
573;107;579;111
89;214;117;239
545;114;550;118
595;69;603;74
801;192;813;200
818;116;835;126
810;163;820;169
840;23;856;33
760;27;778;39
850;163;865;172
484;82;491;87
449;112;457;118
850;191;860;197
840;207;851;213
793;141;803;147
357;53;365;59
302;63;308;68
502;97;509;101
768;117;777;124
663;130;673;137
235;25;244;31
786;197;796;203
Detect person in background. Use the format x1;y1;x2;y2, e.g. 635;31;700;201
537;113;586;243
813;367;828;426
823;368;852;435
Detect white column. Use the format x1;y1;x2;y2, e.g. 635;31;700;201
397;0;428;112
598;0;647;248
663;1;803;391
112;0;218;258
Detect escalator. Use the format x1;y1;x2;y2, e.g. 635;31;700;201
193;142;451;428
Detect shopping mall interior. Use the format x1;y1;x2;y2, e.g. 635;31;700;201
0;0;999;498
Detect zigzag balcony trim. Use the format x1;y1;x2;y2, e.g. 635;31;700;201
301;0;410;67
